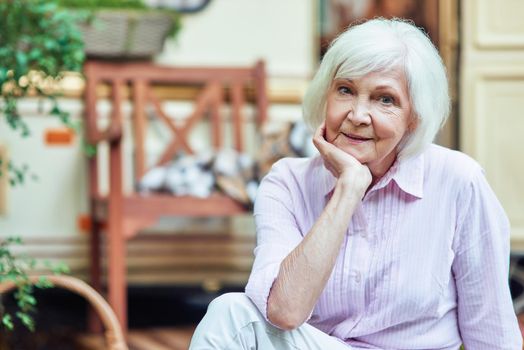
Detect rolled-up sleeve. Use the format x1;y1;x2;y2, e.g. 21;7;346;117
452;166;522;349
245;160;304;323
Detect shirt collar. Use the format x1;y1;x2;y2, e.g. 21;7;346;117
316;151;425;199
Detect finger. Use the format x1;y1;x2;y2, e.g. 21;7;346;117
313;122;326;141
313;123;330;153
313;135;328;157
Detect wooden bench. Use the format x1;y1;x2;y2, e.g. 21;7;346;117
83;60;268;329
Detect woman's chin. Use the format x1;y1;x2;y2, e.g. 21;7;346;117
333;143;368;163
344;150;368;165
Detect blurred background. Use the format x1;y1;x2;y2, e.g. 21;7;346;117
1;0;524;349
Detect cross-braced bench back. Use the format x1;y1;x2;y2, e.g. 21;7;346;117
84;60;268;181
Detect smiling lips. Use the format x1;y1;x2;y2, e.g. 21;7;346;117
341;132;373;144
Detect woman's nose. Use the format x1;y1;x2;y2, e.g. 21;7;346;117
347;101;371;125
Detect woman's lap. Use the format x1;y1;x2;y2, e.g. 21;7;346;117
188;292;352;350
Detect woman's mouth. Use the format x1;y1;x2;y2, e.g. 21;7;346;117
341;132;372;144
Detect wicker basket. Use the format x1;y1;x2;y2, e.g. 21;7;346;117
0;275;128;350
81;10;173;59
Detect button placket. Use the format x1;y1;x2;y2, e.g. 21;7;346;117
353;234;370;319
351;204;367;237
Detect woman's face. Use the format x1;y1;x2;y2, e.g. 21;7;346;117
324;68;415;177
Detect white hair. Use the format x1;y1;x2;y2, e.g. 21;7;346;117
303;18;450;159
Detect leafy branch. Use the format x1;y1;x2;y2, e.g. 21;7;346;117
0;237;70;331
0;0;85;135
0;0;82;331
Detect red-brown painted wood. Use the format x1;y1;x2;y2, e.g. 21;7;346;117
83;60;268;332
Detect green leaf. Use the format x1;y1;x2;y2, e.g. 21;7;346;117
16;311;35;331
28;48;43;61
7;237;23;245
35;276;53;289
52;261;70;274
84;142;97;157
15;52;28;68
0;67;7;84
2;314;14;330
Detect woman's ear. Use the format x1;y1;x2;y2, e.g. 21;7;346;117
407;114;419;132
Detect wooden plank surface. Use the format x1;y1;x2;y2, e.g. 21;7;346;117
76;326;196;350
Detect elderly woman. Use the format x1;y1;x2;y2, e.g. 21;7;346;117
189;18;522;349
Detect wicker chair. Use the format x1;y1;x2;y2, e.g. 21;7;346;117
0;275;128;350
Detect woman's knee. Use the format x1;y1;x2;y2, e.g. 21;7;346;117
206;292;261;320
191;293;274;349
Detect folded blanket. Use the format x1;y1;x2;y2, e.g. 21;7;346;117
137;121;316;207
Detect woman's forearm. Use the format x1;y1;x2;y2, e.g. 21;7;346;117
267;180;362;330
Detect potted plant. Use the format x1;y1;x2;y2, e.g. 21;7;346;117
58;0;182;59
0;0;83;332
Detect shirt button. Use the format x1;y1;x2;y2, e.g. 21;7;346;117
353;227;365;236
354;271;361;283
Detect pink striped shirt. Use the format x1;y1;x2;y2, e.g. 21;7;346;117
245;144;522;349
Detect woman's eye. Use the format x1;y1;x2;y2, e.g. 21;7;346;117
379;95;394;104
337;86;352;95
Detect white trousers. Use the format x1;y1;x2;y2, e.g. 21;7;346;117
188;292;352;350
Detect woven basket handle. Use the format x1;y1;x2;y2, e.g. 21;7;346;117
0;275;128;350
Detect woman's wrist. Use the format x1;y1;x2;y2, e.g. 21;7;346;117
332;180;366;210
336;172;370;198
